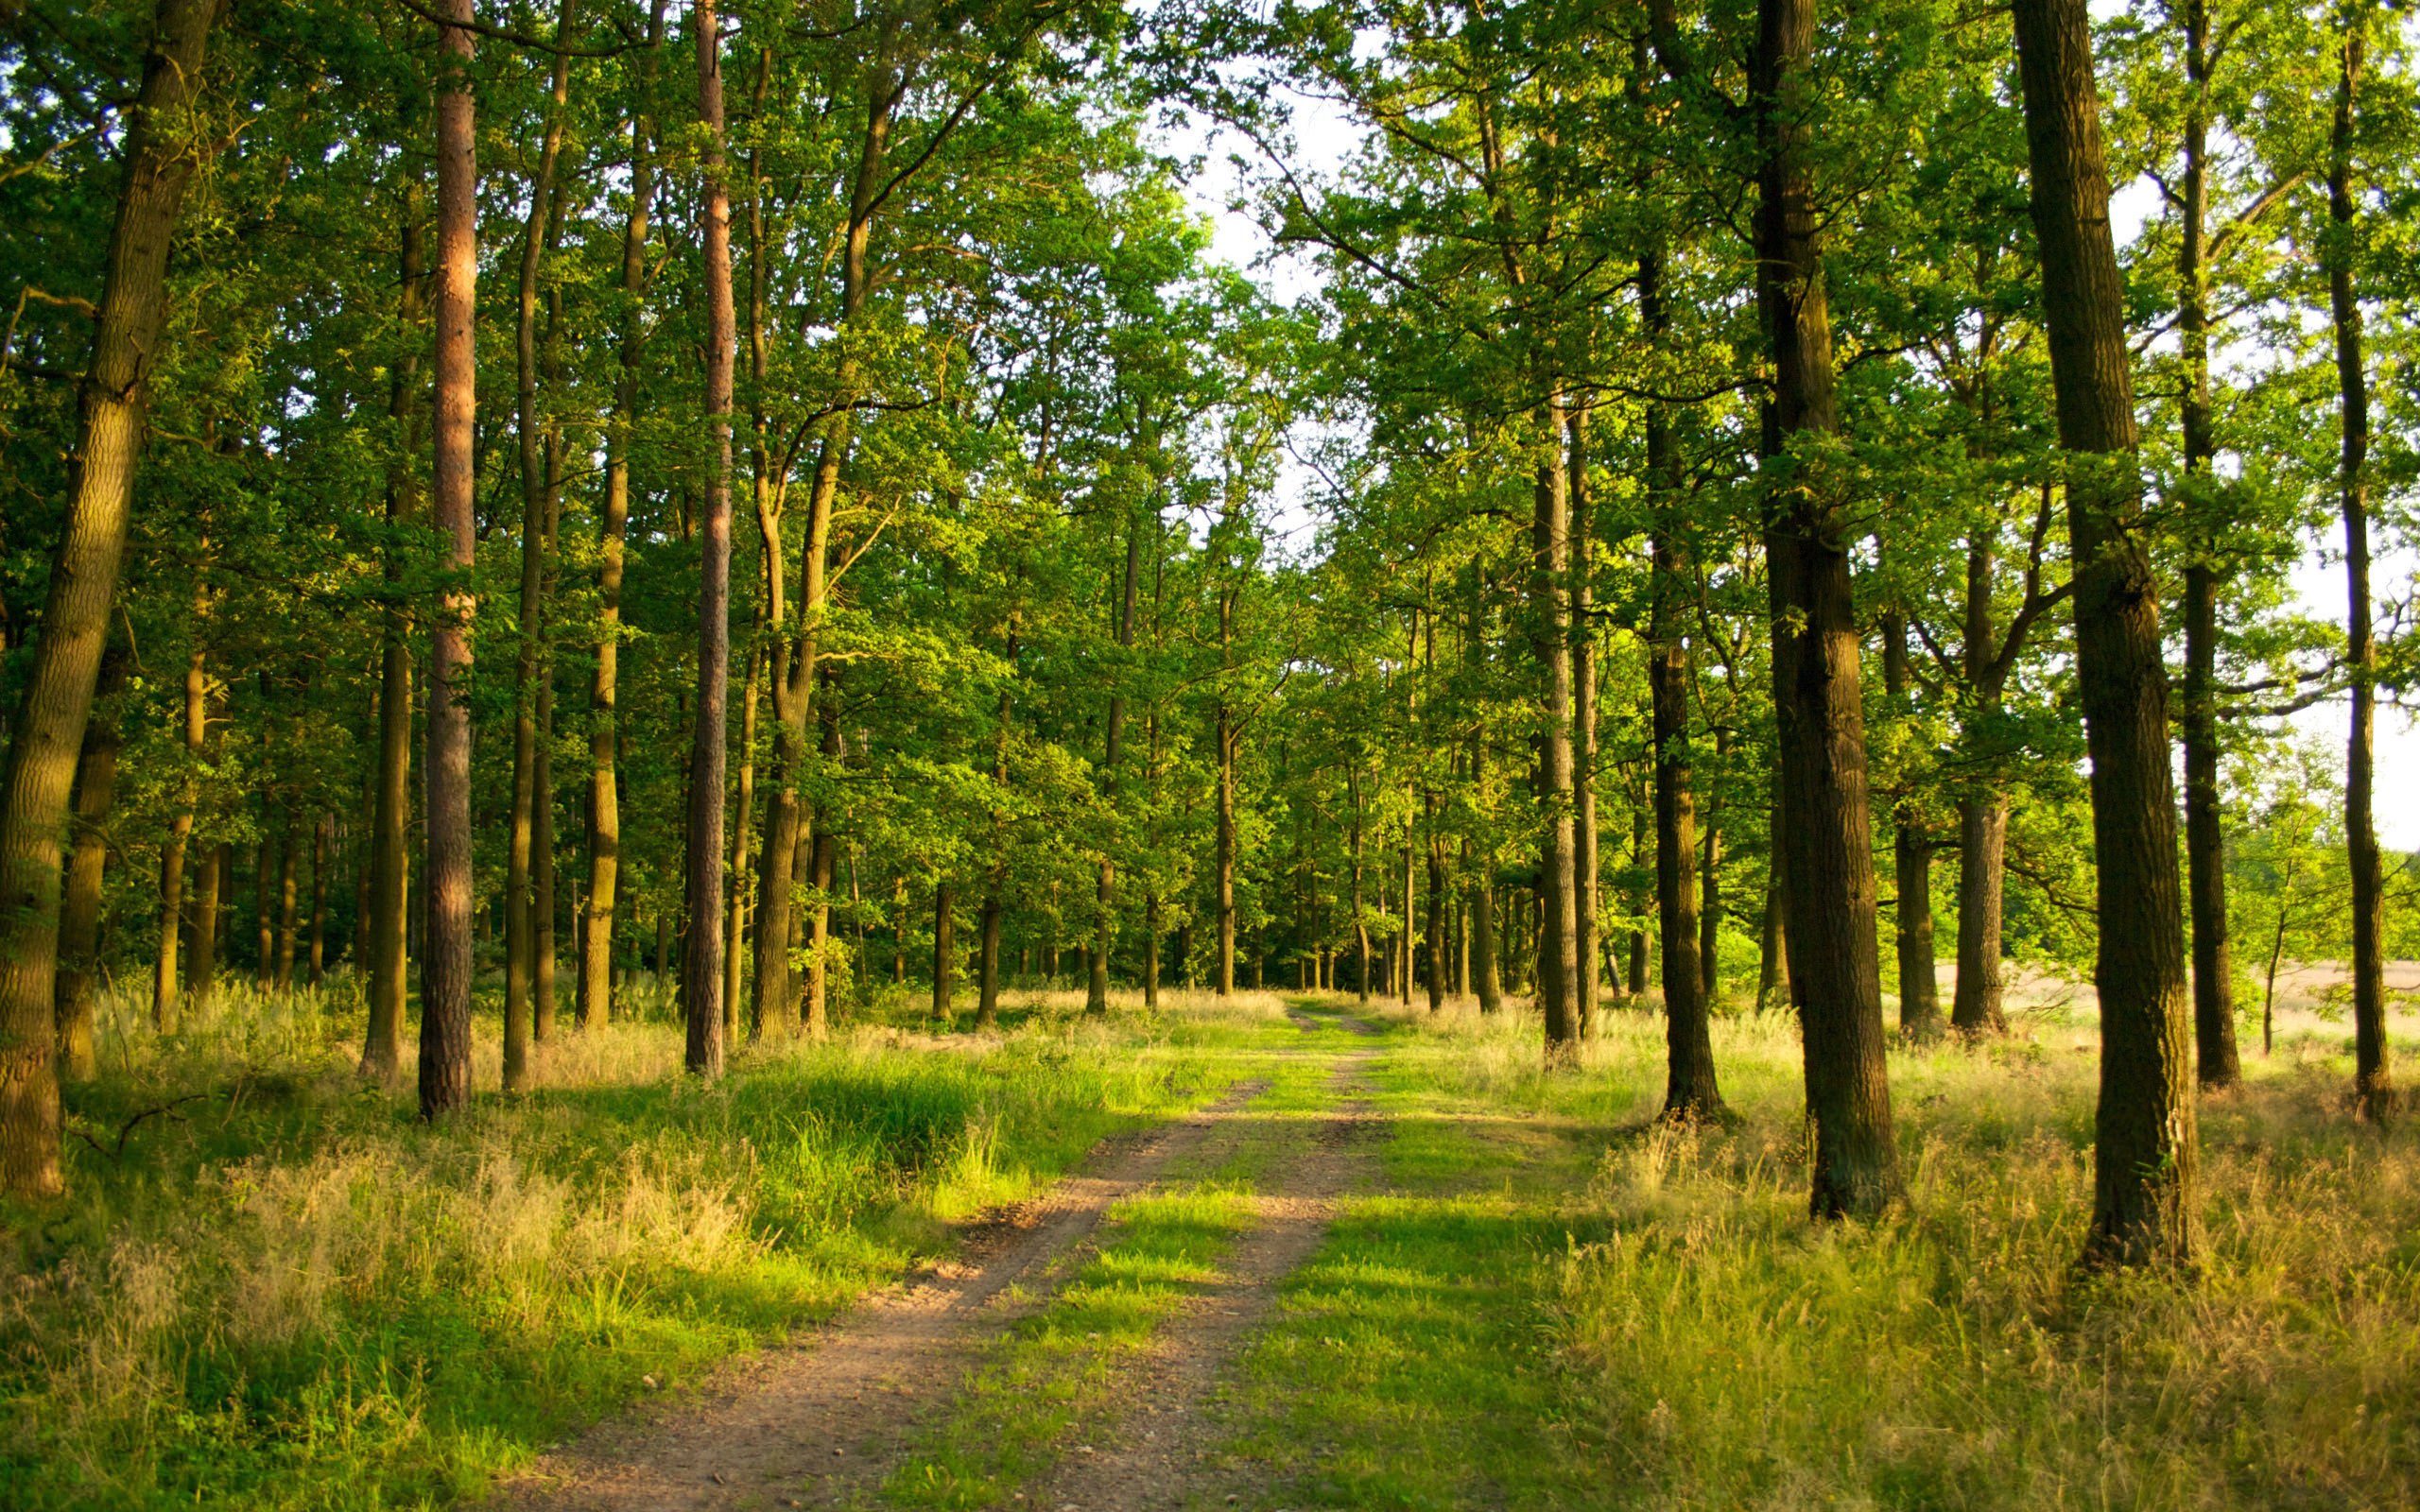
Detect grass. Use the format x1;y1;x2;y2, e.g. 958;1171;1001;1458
11;970;2419;1511
0;973;1286;1511
1204;991;2420;1512
870;1019;1354;1509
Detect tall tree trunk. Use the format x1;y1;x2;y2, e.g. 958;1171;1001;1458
1627;794;1651;996
1216;701;1237;998
367;183;424;1074
253;815;272;988
1952;793;2009;1033
188;843;222;1014
1645;248;1720;1115
683;0;735;1078
1755;771;1788;1013
752;31;893;1033
977;886;1002;1029
55;647;126;1082
1568;411;1599;1039
1089;491;1144;1014
582;0;664;1030
505;0;575;1092
533;664;557;1038
1756;0;1899;1217
732;641;759;1040
0;0;219;1194
1951;539;2010;1036
2330;11;2390;1122
308;813;328;988
1144;893;1161;1010
420;0;480;1121
1350;767;1372;1000
1882;611;1943;1040
1532;397;1582;1057
1701;723;1727;1005
275;816;299;989
804;690;839;1033
2174;0;2240;1090
2013;0;2199;1263
931;883;956;1022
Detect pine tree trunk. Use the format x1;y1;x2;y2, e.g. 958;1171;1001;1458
420;0;481;1120
1756;0;1899;1217
2329;13;2390;1122
683;0;735;1078
2013;0;2200;1263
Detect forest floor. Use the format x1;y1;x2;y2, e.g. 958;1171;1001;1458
7;978;2420;1510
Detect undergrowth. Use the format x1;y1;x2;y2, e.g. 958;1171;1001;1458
1360;994;2420;1510
0;975;1275;1511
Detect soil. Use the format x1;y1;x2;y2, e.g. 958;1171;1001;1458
1015;1052;1380;1512
493;1021;1383;1512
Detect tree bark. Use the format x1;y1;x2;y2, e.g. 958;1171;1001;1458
1882;611;1943;1040
274;815;299;989
1643;247;1720;1113
683;0;735;1078
1701;724;1726;1005
420;0;480;1121
308;812;328;988
505;0;575;1092
2174;0;2240;1088
1089;490;1144;1014
582;0;665;1031
977;887;1002;1028
2329;12;2390;1122
0;0;221;1193
1951;538;2010;1037
2013;0;2200;1264
1755;0;1899;1217
1532;397;1582;1057
932;882;956;1022
188;842;221;1014
1568;412;1599;1039
54;646;126;1082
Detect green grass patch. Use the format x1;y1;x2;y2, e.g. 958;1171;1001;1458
0;978;1287;1511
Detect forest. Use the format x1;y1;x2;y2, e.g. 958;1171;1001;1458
0;0;2416;1506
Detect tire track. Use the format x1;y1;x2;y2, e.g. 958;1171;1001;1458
493;1076;1275;1512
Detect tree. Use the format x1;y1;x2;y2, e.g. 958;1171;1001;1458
2012;0;2200;1266
0;0;222;1196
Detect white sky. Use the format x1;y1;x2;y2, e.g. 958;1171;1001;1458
1161;98;2420;849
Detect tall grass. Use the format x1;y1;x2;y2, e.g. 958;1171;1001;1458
1;976;1256;1511
1376;993;2420;1509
